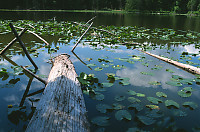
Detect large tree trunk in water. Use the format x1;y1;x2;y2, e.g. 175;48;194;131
26;54;90;132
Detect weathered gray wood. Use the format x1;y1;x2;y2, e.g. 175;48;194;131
139;49;200;75
26;54;90;132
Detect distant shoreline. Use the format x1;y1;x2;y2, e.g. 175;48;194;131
0;9;199;16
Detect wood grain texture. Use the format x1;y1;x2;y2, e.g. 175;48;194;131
26;54;89;132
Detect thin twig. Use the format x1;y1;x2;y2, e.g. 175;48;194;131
21;66;48;85
71;22;93;52
0;28;27;55
9;23;38;69
84;16;96;26
14;26;49;46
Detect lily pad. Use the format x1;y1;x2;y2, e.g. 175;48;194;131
91;116;110;126
128;97;141;103
94;67;103;71
165;100;179;108
166;69;174;73
182;102;198;109
8;78;20;84
127;90;137;96
112;103;124;110
136;93;145;97
102;82;113;87
173;109;187;117
156;92;167;98
96;104;112;113
166;81;182;86
101;64;109;68
128;103;144;111
87;63;96;67
140;72;154;76
146;105;160;110
137;116;156;125
147;97;163;104
145;109;164;118
148;81;161;85
115;110;132;121
115;95;126;101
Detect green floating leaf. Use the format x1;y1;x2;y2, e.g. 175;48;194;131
90;92;104;101
166;69;174;73
96;104;112;113
147;97;163;104
146;105;160;110
127;90;137;96
165;100;179;108
87;63;96;67
172;75;183;80
128;97;141;103
140;72;154;76
166;81;182;86
112;65;126;70
101;64;109;68
102;82;113;87
156;92;167;98
137;116;156;125
128;103;144;111
145;109;164;118
115;110;132;121
136;93;145;97
178;87;194;98
148;81;161;85
142;62;149;67
94;67;103;71
183;102;198;109
8;78;20;84
180;78;194;85
112;103;124;110
115;95;126;101
91;116;110;126
173;109;187;117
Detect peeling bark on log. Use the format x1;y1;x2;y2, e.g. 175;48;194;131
139;49;200;75
26;54;90;132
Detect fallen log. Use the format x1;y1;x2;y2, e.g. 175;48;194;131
25;54;90;132
138;49;200;75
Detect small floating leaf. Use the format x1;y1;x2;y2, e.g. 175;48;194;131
147;97;163;104
156;92;167;98
137;116;156;125
148;81;161;85
101;64;109;68
140;72;154;76
182;102;198;109
8;78;20;84
127;90;137;96
87;63;96;67
115;110;132;121
102;82;113;87
128;97;141;103
166;69;174;73
128;103;144;111
165;100;179;108
112;103;124;110
136;93;145;97
145;109;164;118
115;95;126;101
91;116;110;126
166;81;182;86
96;104;112;113
146;105;160;110
94;67;103;71
173;109;187;117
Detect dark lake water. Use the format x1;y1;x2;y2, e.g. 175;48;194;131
0;11;200;132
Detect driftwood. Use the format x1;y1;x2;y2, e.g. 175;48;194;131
14;26;50;46
139;49;200;75
9;23;38;69
26;54;89;132
0;28;27;55
71;22;93;52
84;16;96;26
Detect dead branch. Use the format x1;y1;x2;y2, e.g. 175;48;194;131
21;66;47;85
0;28;27;55
84;16;96;26
138;49;200;75
9;23;38;69
71;22;93;52
14;26;49;46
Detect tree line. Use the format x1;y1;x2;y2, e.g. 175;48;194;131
1;0;200;13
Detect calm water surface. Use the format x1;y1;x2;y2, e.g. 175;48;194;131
0;12;200;132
